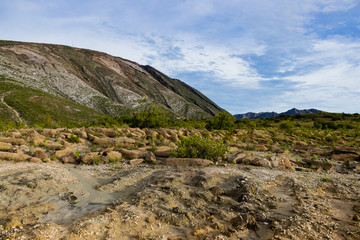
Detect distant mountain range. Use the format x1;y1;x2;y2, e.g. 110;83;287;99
234;108;323;119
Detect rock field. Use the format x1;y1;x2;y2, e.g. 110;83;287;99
0;127;359;239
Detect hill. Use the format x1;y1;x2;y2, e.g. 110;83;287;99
0;40;223;124
234;108;323;119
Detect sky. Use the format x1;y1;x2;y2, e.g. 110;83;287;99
0;0;360;114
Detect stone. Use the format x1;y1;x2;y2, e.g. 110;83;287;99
42;129;57;138
32;134;45;146
72;129;87;138
116;137;136;144
254;145;268;151
331;153;359;162
53;147;75;159
253;158;272;167
82;152;102;164
0;137;25;145
164;158;214;167
93;137;115;147
227;153;246;163
120;148;146;160
129;158;144;165
63;156;76;163
230;214;258;230
229;147;240;153
154;146;172;158
0;142;12;151
44;141;63;150
96;128;118;138
144;151;156;163
29;157;43;163
0;152;31;161
102;151;122;163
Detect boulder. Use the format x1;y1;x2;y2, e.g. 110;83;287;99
29;157;43;163
32;149;48;160
120;148;146;160
144;151;156;163
154;146;172;158
32;134;45;146
0;142;12;151
164;158;214;167
63;156;77;164
82;152;102;164
0;137;25;145
254;145;268;152
53;147;75;159
102;151;122;163
226;153;246;163
42;129;57;138
95;128;118;138
93;137;115;147
116;137;136;144
45;142;63;150
0;152;31;161
81;151;122;164
129;158;144;165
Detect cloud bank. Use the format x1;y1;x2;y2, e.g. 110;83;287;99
0;0;359;113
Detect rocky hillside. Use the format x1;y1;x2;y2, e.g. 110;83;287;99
0;40;223;119
235;108;323;119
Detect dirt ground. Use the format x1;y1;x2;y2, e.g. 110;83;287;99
0;161;360;240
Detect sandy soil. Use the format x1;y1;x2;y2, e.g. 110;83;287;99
0;161;359;240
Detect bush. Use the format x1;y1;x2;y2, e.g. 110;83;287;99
173;134;228;161
126;104;170;128
206;111;235;130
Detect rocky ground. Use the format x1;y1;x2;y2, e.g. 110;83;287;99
0;127;360;239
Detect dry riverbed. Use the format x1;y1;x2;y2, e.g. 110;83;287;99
0;162;360;240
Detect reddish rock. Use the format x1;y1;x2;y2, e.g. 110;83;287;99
29;157;43;163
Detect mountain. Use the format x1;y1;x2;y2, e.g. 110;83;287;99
0;40;223;124
234;108;323;119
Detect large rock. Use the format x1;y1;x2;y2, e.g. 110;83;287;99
93;137;115;147
95;128;118;138
120;148;146;160
0;137;25;145
154;146;172;158
82;151;122;164
32;149;48;160
0;142;12;151
129;158;144;165
226;153;246;163
116;137;136;144
53;147;75;159
144;151;156;163
0;152;31;161
42;129;57;138
164;158;214;167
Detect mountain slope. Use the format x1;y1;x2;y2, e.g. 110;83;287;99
0;77;105;126
234;108;323;119
0;40;223;119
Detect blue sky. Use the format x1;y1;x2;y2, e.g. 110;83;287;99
1;0;360;114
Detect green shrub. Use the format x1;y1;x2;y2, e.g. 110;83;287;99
206;111;235;130
173;134;228;161
68;134;80;143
